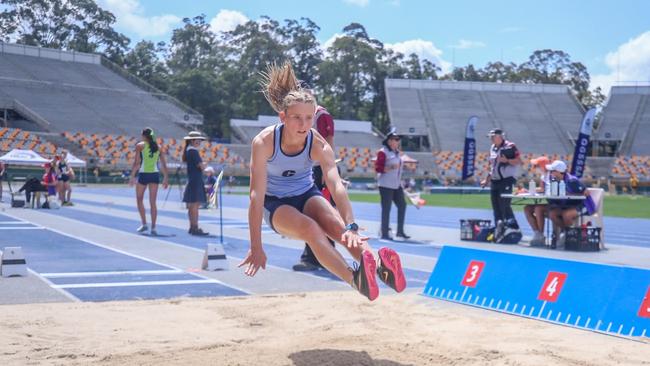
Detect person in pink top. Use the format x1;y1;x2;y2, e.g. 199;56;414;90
0;160;5;202
524;156;551;246
42;162;58;197
292;101;337;271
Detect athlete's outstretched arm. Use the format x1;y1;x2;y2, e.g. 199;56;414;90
312;133;367;248
239;135;268;276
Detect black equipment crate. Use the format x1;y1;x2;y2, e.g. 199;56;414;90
460;219;492;241
564;227;601;252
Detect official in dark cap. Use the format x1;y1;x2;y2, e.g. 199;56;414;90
375;127;410;240
480;128;522;237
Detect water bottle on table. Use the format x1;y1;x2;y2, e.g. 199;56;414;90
528;179;536;195
550;180;559;196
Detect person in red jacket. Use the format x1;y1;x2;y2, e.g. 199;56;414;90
292;103;337;271
0;160;5;202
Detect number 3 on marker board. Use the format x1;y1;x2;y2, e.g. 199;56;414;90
538;272;568;302
461;260;485;288
638;287;650;318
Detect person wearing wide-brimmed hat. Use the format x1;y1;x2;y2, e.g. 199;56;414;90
375;127;410;241
182;131;209;235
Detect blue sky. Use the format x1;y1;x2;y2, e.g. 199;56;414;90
100;0;650;92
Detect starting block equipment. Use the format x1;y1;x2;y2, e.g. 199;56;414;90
1;246;27;277
423;246;650;338
202;243;228;271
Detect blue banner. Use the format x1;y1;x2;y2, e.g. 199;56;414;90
423;246;650;338
462;116;479;180
570;108;597;178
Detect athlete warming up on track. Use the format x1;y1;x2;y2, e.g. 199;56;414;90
55;150;75;206
239;61;406;301
129;127;169;236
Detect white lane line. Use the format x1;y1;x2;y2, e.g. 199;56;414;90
0;221;30;224
0;227;44;230
53;279;220;289
41;269;185;278
27;269;81;303
48;204;323;277
0;211;252;295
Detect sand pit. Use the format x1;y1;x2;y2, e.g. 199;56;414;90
1;291;649;365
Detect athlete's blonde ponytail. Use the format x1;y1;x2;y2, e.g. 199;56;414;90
260;61;315;112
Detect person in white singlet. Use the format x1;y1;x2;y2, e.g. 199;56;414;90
239;62;407;301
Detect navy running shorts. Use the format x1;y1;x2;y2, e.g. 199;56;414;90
263;184;323;233
137;172;160;185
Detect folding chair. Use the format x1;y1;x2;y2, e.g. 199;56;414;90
574;187;605;249
6;177;26;208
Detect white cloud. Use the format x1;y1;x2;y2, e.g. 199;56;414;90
209;9;249;34
451;39;486;50
343;0;370;7
321;33;344;51
321;35;452;74
100;0;181;38
591;31;650;93
386;39;452;74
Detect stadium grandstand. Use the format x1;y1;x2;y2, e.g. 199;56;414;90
383;78;650;183
60;131;246;171
0;42;648;184
0;127;58;156
385;79;583;154
597;85;650;156
0;43;241;171
0;42;201;138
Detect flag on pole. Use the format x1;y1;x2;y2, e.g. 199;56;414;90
570;108;597;178
462;116;479;180
209;170;224;209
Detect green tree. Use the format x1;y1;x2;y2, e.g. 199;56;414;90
318;23;380;120
0;0;129;61
370;49;410;131
447;64;482;81
280;18;323;88
166;14;218;74
480;61;519;82
167;68;228;136
582;87;607;109
518;49;591;105
403;53;440;80
221;16;287;119
123;40;169;91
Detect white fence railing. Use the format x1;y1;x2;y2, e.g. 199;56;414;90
385;78;570;94
0;42;100;64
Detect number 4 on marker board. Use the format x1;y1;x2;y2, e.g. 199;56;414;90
538;272;568;302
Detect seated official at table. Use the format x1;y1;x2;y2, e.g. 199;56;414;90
546;160;594;248
524;156;550;246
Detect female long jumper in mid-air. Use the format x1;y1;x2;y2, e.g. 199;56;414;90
239;61;406;300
